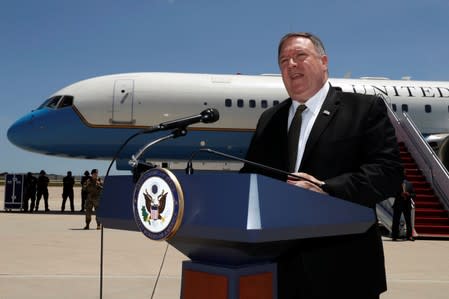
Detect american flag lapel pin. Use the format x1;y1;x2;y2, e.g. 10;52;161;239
323;110;330;116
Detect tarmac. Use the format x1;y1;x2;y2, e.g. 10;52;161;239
1;186;449;299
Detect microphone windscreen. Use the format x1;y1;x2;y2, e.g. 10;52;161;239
201;108;219;123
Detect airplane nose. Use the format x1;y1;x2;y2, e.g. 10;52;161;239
7;113;35;150
6;111;39;151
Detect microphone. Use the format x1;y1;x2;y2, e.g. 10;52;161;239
185;148;322;187
158;108;219;130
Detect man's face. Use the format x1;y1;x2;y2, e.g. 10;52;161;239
278;36;328;103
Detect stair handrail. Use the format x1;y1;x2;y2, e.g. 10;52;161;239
398;112;449;211
379;92;449;210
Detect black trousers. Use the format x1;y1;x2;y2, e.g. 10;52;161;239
392;204;412;238
61;190;74;211
36;189;49;211
22;192;35;212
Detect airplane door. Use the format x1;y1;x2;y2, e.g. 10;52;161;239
111;79;135;124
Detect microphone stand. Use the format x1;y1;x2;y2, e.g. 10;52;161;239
100;110;217;299
100;127;187;299
129;127;187;182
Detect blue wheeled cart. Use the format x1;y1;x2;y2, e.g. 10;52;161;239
4;174;24;211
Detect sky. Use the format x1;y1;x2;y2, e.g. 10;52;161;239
1;0;449;176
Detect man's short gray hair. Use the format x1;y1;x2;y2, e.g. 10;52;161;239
278;32;326;61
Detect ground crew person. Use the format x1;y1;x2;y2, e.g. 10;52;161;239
23;172;37;212
61;171;75;212
35;170;50;212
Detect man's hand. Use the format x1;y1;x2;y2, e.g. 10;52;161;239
287;172;328;195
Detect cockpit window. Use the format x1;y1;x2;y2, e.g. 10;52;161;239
37;95;74;110
59;96;73;108
37;96;61;109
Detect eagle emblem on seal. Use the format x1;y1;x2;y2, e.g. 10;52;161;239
141;188;168;222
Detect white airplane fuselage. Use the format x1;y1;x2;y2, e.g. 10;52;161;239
7;72;449;169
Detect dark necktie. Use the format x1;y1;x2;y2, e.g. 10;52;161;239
288;104;307;172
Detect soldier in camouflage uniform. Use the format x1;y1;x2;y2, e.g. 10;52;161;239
80;170;90;212
83;169;103;230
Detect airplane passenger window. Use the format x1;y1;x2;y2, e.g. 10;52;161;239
401;104;408;112
425;105;431;113
59;96;74;108
261;100;268;108
249;99;256;108
225;99;232;107
237;99;244;107
273;100;279;106
392;104;397;112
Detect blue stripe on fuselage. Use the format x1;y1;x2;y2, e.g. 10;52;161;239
8;106;253;161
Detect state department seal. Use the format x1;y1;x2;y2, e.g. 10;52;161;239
132;168;184;240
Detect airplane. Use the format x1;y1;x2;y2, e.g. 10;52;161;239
7;72;449;171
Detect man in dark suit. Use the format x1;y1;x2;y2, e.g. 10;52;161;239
392;178;416;241
23;172;37;212
241;32;403;299
61;171;75;212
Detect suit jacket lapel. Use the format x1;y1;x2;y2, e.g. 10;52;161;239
300;87;341;169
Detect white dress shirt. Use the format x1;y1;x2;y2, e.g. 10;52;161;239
287;81;330;172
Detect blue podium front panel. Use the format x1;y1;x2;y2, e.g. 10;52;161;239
98;171;376;265
175;172;374;242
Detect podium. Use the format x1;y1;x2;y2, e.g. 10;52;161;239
98;171;375;299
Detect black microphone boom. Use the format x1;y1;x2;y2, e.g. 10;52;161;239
187;148;321;187
158;108;219;130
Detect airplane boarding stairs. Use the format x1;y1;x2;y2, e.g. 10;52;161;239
377;104;449;239
399;143;449;237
